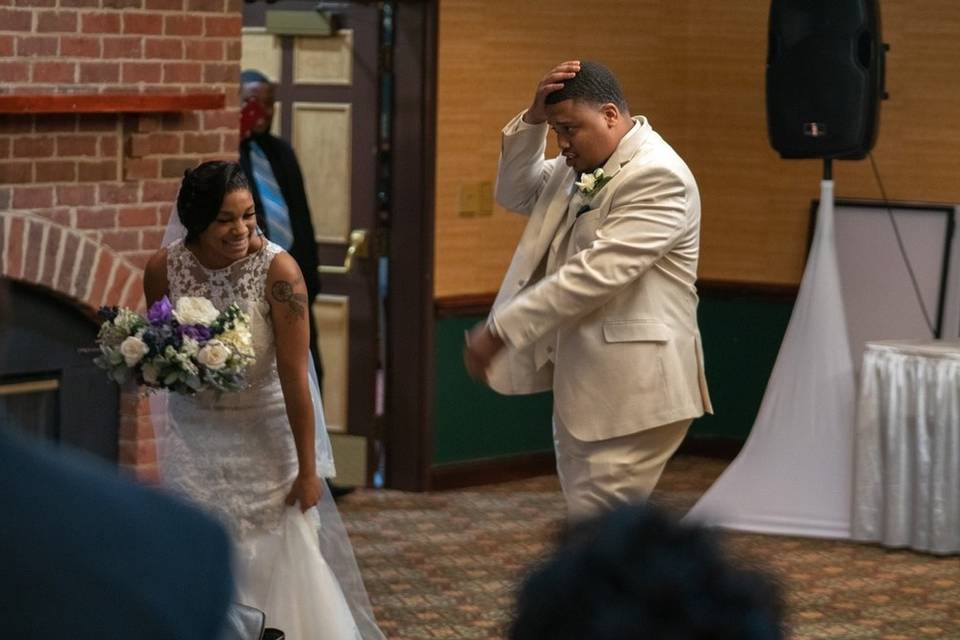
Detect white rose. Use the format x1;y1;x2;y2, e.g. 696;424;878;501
173;296;220;326
119;336;149;367
142;362;159;384
197;340;231;371
575;173;597;192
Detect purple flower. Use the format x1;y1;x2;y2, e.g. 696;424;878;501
180;324;213;343
147;296;173;326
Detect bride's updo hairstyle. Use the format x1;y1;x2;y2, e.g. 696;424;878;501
177;160;250;243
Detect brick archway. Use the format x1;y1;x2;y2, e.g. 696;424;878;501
1;212;144;314
1;212;158;481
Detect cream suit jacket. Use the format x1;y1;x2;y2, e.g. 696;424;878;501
487;111;713;441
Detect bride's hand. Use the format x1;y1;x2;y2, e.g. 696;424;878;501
286;472;323;512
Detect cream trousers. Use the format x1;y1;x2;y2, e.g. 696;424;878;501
553;415;692;520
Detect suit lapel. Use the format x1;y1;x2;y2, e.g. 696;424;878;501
523;118;650;275
531;165;576;264
597;116;648;181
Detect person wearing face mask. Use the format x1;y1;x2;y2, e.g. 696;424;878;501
464;61;713;520
238;69;323;389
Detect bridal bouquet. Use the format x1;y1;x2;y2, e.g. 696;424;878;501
93;296;256;395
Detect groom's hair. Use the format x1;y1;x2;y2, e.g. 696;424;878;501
176;161;250;242
509;504;785;640
545;61;629;114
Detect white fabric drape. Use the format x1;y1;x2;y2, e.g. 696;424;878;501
685;180;856;538
853;341;960;554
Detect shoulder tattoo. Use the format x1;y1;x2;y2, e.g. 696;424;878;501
271;275;308;319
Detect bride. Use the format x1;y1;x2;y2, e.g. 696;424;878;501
143;160;384;639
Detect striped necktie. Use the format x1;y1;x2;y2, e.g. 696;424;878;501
248;141;294;250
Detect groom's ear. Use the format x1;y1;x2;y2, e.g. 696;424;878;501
600;103;621;127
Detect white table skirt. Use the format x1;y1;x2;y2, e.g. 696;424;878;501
852;340;960;554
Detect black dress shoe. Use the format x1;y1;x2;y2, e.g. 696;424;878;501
326;479;355;501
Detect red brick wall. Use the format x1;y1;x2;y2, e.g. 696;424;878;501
0;0;243;480
1;0;242;273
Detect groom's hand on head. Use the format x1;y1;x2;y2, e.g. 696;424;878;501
523;60;581;125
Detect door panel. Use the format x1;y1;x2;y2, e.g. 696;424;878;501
293;32;353;85
313;293;349;433
291;102;352;242
239;27;282;81
271;101;282;136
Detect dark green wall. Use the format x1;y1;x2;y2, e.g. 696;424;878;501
433;315;554;465
432;293;793;465
690;294;794;439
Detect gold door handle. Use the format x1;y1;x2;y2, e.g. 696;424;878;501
318;229;369;275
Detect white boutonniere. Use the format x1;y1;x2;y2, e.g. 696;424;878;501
575;168;612;199
574;168;613;218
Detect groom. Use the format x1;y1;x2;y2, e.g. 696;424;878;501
464;60;712;519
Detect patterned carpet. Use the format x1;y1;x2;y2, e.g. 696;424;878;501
338;455;960;640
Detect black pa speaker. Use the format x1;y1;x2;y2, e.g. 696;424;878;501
766;0;887;159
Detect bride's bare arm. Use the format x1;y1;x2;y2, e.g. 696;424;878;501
143;249;169;306
267;252;322;511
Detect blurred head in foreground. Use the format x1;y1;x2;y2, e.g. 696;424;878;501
509;503;785;640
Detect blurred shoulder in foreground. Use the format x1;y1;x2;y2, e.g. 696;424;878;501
0;430;234;640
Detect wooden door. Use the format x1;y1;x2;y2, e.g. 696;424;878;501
242;1;381;486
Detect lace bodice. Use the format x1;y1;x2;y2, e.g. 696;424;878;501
167;237;281;308
166;237;282;386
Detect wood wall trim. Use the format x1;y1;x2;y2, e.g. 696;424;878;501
434;293;496;316
429;439;741;490
385;0;439;491
433;279;799;317
0;92;226;114
678;436;744;460
696;279;799;300
429;450;556;491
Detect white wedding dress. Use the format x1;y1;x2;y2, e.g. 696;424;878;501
153;237;384;640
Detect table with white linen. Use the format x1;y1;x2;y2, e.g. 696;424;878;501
852;340;960;554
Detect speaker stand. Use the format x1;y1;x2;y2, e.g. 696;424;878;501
684;160;856;539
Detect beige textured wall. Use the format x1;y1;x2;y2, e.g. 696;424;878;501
433;0;960;299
